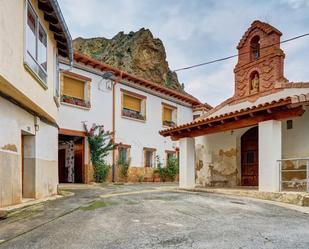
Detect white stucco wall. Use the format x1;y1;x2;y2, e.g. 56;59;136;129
58;65;113;133
195;108;309;189
59;64;113;165
0;0;59;120
195;127;252;187
282;108;309;159
0;97;58;207
115;83;193;167
59;63;194;169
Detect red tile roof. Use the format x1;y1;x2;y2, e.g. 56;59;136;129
160;91;309;137
73;52;202;106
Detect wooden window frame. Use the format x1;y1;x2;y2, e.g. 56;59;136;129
121;89;146;122
24;0;48;87
162;102;177;127
116;143;131;165
60;71;92;109
165;149;176;166
143;147;156;168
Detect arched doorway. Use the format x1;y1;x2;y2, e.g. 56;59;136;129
241;126;258;186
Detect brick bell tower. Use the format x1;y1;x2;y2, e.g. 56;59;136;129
234;20;287;99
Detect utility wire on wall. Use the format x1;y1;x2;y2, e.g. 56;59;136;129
174;32;309;72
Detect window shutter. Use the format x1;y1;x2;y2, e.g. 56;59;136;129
123;94;141;112
163;107;172;122
63;76;85;100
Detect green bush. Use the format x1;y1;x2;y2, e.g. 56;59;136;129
118;157;130;179
84;123;114;183
93;162;110;183
154;156;179;182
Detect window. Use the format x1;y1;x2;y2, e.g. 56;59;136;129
121;89;146;121
287;120;293;130
117;144;131;165
162;103;177;127
25;1;48;84
250;36;260;61
144;148;156;168
61;72;91;108
193;114;200;120
165;150;176;165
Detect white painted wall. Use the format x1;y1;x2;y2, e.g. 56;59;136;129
59;64;114;165
0;0;59;120
0;97;58;206
195;127;250;187
259;120;281;192
59;64;194;168
179;137;195;188
115;83;193;167
282;108;309;159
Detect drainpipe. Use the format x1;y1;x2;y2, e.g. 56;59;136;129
111;72;123;182
102;71;122;182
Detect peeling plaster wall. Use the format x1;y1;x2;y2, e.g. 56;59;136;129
281;109;309;190
0;97;58;207
195;127;251;187
282;109;309;159
195;109;309;189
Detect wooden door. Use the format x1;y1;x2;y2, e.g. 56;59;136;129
74;138;84;183
241;127;258;186
58;149;66;183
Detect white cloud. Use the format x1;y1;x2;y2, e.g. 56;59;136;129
280;0;309;9
183;59;236;106
58;0;309;106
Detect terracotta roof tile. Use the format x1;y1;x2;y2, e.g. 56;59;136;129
73;52;201;106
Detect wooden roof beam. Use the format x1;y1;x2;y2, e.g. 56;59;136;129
167;106;304;140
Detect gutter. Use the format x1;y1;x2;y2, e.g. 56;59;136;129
49;0;73;66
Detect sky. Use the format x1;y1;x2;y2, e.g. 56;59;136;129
58;0;309;106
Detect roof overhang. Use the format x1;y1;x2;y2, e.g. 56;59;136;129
38;0;73;63
73;52;201;106
160;98;307;141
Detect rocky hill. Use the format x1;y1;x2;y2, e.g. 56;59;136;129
73;28;184;91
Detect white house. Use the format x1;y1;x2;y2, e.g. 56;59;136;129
58;52;204;183
160;20;309;193
0;0;72;207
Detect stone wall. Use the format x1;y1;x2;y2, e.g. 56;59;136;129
85;163;176;183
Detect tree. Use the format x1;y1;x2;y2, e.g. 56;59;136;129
84;123;114;182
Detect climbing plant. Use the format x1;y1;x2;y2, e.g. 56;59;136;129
154;155;179;182
84;123;115;182
118;157;130;180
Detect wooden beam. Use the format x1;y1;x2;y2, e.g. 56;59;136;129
59;128;86;137
171;106;304;140
49;23;62;33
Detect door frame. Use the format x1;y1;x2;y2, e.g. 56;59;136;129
241;126;259;186
21;134;25;197
58;128;86;183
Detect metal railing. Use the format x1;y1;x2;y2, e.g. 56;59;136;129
278;158;309;192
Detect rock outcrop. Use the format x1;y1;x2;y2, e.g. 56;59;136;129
73;28;184;91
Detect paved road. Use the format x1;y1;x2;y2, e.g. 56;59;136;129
0;184;309;249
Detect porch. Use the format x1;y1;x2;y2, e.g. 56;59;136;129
160;96;309;194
